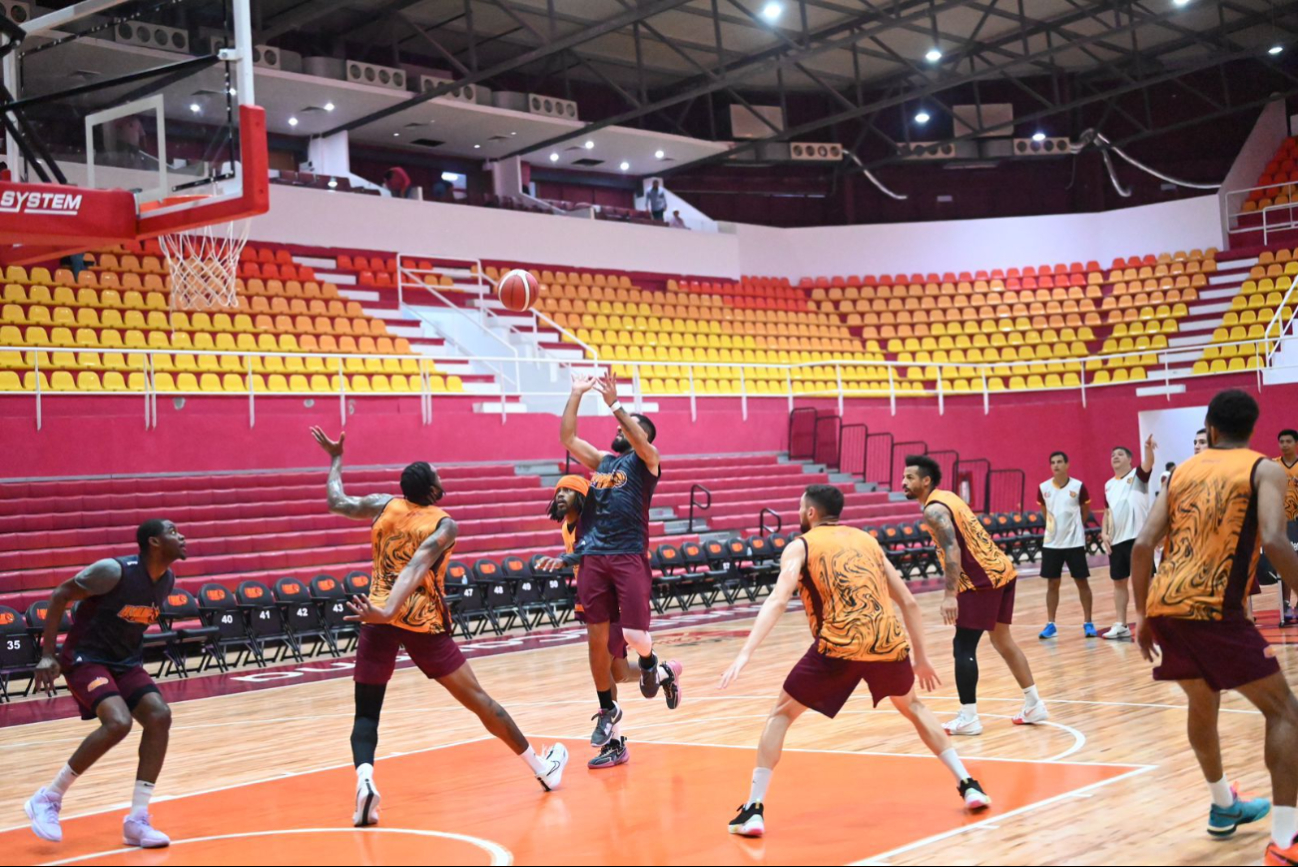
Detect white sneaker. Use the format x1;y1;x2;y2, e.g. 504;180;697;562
943;714;984;736
536;743;569;792
1012;702;1049;725
1104;623;1132;640
959;778;992;810
25;787;62;843
122;812;170;848
353;774;381;827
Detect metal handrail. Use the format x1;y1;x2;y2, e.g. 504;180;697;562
687;483;712;533
758;507;782;536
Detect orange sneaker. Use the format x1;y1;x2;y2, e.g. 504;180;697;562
1265;837;1298;866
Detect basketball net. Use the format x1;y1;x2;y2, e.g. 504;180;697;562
160;218;250;310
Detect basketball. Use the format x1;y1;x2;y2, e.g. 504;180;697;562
497;268;539;312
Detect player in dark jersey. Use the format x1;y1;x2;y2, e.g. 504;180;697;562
25;520;187;849
547;474;636;768
1132;391;1298;864
536;373;682;752
311;428;568;828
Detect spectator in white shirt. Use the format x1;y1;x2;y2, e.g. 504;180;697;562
1101;435;1157;640
646;180;667;222
669;210;686;228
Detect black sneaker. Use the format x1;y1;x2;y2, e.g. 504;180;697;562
728;802;765;837
589;704;623;747
639;656;661;699
660;660;683;710
959;777;992;810
587;736;630;769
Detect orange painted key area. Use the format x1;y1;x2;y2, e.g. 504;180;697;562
6;738;1139;866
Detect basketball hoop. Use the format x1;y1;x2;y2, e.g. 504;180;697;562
155;197;249;310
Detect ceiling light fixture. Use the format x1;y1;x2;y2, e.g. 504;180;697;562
620;161;630;171
550;152;560;162
760;2;782;21
925;47;942;62
914;110;930;124
654;149;665;159
1270;44;1284;55
1032;131;1047;142
324;102;335;111
288;116;298;127
473;144;481;149
584;140;595;149
188;102;200;113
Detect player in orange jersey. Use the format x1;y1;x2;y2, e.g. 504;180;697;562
1132;391;1298;864
310;427;568;829
1260;428;1298;624
905;455;1047;736
547;474;636;768
718;484;990;837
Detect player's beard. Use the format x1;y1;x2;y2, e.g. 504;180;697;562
800;515;811;534
611;434;631;453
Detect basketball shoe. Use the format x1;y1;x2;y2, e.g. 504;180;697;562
728;802;765;837
536;743;570;792
660;660;683;709
1207;783;1270;837
1265;837;1298;866
590;704;623;747
944;713;983;736
24;787;62;842
122;813;170;848
959;778;992;810
353;773;381;827
1012;701;1049;725
588;736;630;769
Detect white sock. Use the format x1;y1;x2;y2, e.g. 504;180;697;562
937;748;970;783
1208;777;1234;809
959;703;978;719
356;763;374;782
520;746;548;776
48;763;78;798
1023;685;1041;706
611;722;622;740
129;780;154;818
1274;805;1298;848
747;767;772;806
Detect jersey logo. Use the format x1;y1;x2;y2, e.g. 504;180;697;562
116;604;160;626
1070;491;1077;498
87;676;110;691
1127;477;1134;485
591;470;628;490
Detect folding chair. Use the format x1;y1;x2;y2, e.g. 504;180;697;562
275;576;338;657
25;601;69;696
160;588;223;676
651;544;691;612
196;583;260;669
310;573;358;652
0;605;36;701
236;580;302;664
473;558;519;634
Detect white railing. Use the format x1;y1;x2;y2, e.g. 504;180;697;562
1225;181;1298;244
1267;280;1298;365
2;333;1293;427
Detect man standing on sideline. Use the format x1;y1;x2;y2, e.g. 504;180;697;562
1132;390;1298;864
1101;436;1156;640
1037;451;1097;640
645;180;668;222
1260;429;1298;625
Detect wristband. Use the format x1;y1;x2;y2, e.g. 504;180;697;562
609;400;623;413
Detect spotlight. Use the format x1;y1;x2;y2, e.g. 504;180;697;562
914;110;930;124
324;102;335;111
550;152;559;162
288;116;298;127
584;140;595;149
620;161;630;171
1032;131;1046;142
925;47;942;62
1270;45;1284;55
188;103;200;113
654;149;665;159
760;2;782;21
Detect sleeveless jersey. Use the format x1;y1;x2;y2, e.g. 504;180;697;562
371;499;455;634
924;490;1017;593
61;556;174;668
798;524;908;662
575;450;659;556
1105;466;1152;545
1277;456;1298;522
1148;448;1266;621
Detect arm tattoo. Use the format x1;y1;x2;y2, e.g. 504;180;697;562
325;455;392;519
925;505;963;593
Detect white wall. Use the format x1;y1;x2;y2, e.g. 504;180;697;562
1220;98;1287;232
728;195;1223;280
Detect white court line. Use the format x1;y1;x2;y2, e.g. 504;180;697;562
847;765;1156;866
523;733;1154;769
0;736;494;835
922;694;1264;716
38;827;513;866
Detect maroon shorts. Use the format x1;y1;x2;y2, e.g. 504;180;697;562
956;578;1017;632
782;643;915;718
64;662;160;721
353;624;466;685
574;604;629;658
576;553;652;632
1149;616;1281;692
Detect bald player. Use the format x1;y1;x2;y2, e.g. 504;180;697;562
1132;391;1298;864
719;484;990;838
546;474;636;769
311;427;567;829
904;455;1048;736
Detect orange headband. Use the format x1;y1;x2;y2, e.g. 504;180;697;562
555;474;590;496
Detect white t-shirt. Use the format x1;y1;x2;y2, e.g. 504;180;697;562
1104;466;1152;545
1037;477;1090;549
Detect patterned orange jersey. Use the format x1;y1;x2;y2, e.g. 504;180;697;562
797;524;909;662
1149;448;1266;621
370;499;455;634
924;490;1017;593
1278;456;1298;522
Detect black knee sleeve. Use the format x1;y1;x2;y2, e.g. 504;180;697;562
351;682;387;767
953;628;983;705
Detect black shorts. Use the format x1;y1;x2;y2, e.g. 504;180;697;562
1109;539;1135;580
1041;546;1090;580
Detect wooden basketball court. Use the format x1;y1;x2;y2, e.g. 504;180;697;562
3;570;1291;866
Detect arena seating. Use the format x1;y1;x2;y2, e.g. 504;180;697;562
1240;135;1298;213
0;240;464;394
1192;247;1297;374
